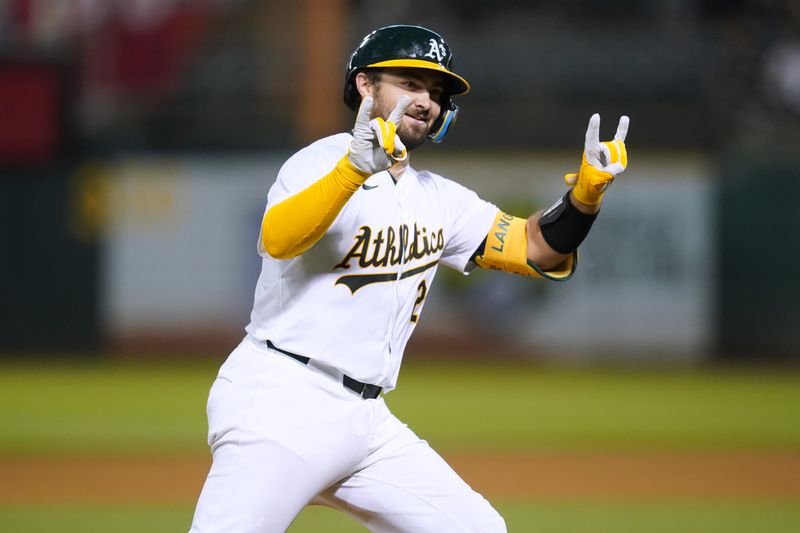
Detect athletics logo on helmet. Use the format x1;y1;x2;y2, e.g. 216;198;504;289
424;38;447;62
343;25;470;143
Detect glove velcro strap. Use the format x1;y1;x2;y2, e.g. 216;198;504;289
474;211;576;281
372;117;407;161
572;158;614;205
374;117;396;155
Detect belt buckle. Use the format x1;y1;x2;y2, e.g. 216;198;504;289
360;383;381;399
343;374;381;399
352;379;370;398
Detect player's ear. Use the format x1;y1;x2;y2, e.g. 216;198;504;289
355;71;376;99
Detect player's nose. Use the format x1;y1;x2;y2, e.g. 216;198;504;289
413;91;433;112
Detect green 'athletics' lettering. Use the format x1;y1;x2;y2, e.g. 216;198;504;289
334;223;445;270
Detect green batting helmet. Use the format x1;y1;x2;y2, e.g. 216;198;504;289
343;25;470;143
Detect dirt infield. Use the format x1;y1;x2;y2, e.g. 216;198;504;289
3;451;800;504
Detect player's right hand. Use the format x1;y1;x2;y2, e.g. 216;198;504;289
565;114;629;205
347;95;411;175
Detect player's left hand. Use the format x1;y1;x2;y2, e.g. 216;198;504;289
348;95;411;175
565;114;629;205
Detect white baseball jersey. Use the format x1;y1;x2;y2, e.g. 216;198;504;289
245;133;498;390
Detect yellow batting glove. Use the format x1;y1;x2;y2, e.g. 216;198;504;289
371;117;407;162
372;96;409;162
348;95;410;175
565;113;630;205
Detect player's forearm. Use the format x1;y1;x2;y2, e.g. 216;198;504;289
526;213;570;271
261;156;370;259
473;210;575;281
529;189;600;269
526;191;599;268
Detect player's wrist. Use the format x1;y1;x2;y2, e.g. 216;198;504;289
570;161;613;206
568;188;602;213
337;154;372;189
538;191;598;254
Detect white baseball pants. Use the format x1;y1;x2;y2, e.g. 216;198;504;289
188;336;506;533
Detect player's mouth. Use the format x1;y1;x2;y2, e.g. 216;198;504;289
404;114;429;127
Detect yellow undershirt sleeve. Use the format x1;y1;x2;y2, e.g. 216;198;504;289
260;155;371;259
474;211;576;281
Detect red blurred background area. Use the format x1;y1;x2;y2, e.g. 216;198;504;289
0;63;60;163
80;2;211;97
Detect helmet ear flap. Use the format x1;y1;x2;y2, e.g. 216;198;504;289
428;101;458;143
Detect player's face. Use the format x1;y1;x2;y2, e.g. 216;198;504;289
370;69;444;151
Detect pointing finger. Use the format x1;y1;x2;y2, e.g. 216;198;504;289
387;95;412;124
614;115;629;142
356;97;374;127
584;113;601;154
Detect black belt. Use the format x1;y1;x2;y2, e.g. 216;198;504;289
266;340;383;399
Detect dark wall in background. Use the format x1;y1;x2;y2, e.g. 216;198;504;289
718;155;800;360
0;170;100;353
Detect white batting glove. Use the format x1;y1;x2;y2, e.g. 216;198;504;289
348;95;411;175
565;114;629;205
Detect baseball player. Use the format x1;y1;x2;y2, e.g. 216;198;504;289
189;24;629;533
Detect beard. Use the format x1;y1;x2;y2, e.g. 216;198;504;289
396;121;428;151
371;90;430;152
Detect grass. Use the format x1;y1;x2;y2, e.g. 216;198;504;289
389;363;800;451
1;500;799;533
0;503;362;533
1;359;798;532
0;359;216;455
494;500;800;533
0;359;798;455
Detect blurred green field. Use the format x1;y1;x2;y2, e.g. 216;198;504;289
1;359;799;454
2;500;800;533
1;358;799;532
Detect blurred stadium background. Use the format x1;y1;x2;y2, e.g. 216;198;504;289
1;0;799;531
